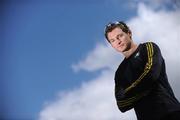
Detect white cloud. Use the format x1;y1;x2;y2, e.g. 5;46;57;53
71;42;122;72
39;3;180;120
128;3;180;98
127;0;180;10
39;70;137;120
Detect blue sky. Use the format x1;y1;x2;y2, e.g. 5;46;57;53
1;0;180;120
1;0;135;119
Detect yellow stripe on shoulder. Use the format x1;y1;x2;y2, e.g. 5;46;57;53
124;42;154;93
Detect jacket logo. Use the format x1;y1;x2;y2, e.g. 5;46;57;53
134;52;140;58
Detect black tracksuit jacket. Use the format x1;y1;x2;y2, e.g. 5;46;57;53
115;42;180;120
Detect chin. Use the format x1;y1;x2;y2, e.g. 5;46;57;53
122;45;130;52
117;49;123;53
121;47;127;52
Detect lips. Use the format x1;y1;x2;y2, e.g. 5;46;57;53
118;43;124;48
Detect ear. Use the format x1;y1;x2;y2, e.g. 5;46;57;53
128;30;132;38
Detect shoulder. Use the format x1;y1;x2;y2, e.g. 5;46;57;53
141;41;160;50
142;41;158;46
115;59;126;74
141;42;162;56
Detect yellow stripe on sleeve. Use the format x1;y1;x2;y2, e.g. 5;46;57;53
116;42;154;108
124;42;153;93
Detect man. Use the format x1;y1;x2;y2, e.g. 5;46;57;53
104;21;180;120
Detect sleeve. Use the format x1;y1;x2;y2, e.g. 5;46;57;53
125;42;163;93
115;42;163;112
115;84;150;112
115;84;148;112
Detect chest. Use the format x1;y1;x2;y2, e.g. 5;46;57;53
115;52;146;88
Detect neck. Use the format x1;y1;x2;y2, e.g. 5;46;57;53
123;42;138;58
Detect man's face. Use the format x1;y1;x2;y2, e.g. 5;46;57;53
107;27;132;53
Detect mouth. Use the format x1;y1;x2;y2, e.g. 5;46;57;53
119;43;124;48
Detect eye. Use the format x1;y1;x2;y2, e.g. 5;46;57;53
117;34;123;39
110;39;115;43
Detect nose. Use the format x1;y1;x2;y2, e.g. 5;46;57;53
116;39;121;45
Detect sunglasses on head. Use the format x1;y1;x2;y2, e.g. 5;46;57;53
105;21;126;32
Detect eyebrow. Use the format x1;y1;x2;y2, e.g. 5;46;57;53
108;34;118;42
